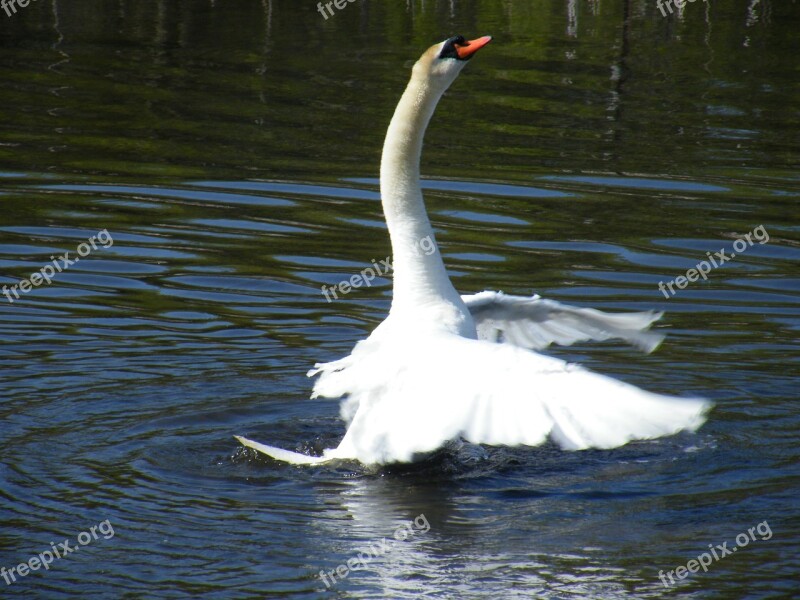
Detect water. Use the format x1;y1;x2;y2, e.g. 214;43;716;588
1;1;798;598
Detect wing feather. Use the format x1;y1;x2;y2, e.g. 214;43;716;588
463;290;665;353
309;333;710;464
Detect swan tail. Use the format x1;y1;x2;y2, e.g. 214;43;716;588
234;436;332;465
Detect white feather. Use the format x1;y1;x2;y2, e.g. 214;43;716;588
463;290;665;353
307;330;709;464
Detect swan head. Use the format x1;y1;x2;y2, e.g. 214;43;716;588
413;35;492;91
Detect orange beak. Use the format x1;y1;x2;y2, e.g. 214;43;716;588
455;35;493;60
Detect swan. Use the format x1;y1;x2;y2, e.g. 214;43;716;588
236;35;710;465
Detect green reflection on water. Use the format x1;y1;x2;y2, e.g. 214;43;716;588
0;0;797;182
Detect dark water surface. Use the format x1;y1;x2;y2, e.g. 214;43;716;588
1;1;798;598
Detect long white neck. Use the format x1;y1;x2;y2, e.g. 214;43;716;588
380;73;462;314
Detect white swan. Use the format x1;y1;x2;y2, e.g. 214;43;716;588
236;35;710;465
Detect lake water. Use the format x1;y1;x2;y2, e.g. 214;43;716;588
1;1;798;598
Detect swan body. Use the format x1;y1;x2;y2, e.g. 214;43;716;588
236;35;710;466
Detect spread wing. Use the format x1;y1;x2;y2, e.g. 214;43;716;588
307;333;710;464
463;291;665;353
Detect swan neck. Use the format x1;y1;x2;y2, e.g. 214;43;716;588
380;74;458;312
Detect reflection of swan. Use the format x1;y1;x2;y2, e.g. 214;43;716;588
236;35;710;465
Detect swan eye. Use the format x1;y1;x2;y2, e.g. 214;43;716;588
439;35;467;60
